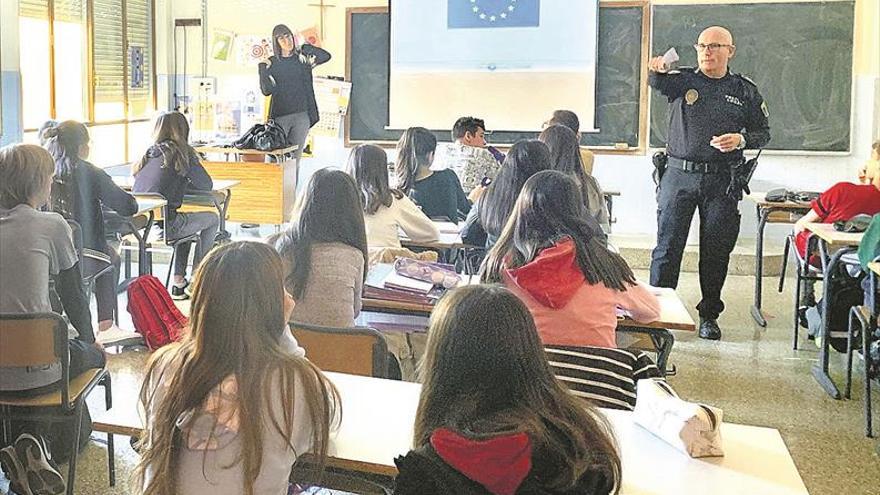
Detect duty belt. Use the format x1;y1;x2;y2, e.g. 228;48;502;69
667;156;734;174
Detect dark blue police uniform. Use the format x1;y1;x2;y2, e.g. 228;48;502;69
649;66;770;325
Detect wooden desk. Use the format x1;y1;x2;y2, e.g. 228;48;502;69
195;145;299;225
746;192;812;327
123;195;167;278
803;222;863;399
400;220;469;250
94;370;808;494
113;177;240;234
603;190;621;228
362;274;695;373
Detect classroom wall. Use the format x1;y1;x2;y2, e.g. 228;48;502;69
0;0;23;147
156;0;880;239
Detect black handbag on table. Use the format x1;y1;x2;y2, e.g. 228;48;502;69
233;120;288;151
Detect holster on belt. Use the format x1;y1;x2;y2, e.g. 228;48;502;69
726;149;762;201
652;151;668;187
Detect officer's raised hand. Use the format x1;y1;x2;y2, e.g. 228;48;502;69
648;55;670;74
710;133;744;153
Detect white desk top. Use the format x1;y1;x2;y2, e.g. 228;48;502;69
94;370;807;493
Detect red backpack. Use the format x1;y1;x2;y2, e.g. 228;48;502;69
127;275;187;351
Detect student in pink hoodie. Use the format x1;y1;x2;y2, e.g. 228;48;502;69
482;170;660;348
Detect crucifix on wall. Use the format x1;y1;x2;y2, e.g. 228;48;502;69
307;0;336;39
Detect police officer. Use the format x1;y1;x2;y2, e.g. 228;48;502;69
649;26;770;340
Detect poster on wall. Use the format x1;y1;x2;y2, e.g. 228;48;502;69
212;30;235;62
236;35;272;66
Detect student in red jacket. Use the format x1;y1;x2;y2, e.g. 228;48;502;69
482;170;659;349
793;141;880;305
394;284;621;495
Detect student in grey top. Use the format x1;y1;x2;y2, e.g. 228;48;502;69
272;169;369;328
0;144;105;393
433;116;502;191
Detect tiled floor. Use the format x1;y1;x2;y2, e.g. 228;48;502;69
2;267;879;494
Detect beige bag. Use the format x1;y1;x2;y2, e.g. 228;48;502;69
632;378;724;458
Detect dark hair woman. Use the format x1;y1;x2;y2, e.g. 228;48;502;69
481;170;659;349
44;120;138;339
258;24;331;170
132;111;219;300
347;144;438;248
395;127;471;222
539;124;609;230
271;169;369;327
461;139;552;248
393;284;622;495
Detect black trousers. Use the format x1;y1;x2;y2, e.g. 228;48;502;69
649;167;740;320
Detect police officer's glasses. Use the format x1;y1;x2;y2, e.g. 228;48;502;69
694;43;733;52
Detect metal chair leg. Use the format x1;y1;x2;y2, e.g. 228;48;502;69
793;265;802;350
165;248;176;288
66;402;86;495
846;307;864;400
779;235;790;293
864;320;875;437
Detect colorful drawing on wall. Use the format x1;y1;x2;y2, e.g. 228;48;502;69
236;35;273;66
297;26;322;47
211;30;235;62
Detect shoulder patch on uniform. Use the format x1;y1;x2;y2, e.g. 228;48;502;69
738;73;759;87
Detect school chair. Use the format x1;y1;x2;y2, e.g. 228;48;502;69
779;232;825;349
544;345;663;411
290;322;392;379
67;219;117;323
0;313;115;493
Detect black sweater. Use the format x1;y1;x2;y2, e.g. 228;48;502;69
258;45;331;126
132;143;213;221
410;169;471;222
52;159;137;251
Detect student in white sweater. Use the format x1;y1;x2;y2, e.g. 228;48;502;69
347;144;439;248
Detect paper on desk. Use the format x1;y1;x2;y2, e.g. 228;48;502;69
662;47;679;67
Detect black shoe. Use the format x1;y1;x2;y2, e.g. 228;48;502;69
170;281;190;300
699;318;722;340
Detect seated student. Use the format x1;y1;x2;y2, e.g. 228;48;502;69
461;139;552;249
0;144;106;495
793;141;880;305
482;170;659;348
271;169;369;328
433;116;503;190
396;127;472;222
136;241;340;495
539;125;610;232
44;120;140;344
543;109;596;176
393;284;621;495
132;111;219;299
347;144;439;249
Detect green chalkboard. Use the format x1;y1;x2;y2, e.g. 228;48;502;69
649;2;855;152
346;5;645;147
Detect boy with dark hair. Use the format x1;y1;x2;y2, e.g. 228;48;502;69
434;116;502;191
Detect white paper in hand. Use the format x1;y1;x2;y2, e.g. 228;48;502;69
662;47;679;69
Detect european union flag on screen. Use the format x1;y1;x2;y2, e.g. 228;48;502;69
448;0;540;29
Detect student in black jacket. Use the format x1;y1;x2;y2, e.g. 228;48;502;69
395;127;471;222
258;23;331;168
394;285;621;495
45;120;138;339
132;111;219;300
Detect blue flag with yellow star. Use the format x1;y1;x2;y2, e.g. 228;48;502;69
448;0;540;29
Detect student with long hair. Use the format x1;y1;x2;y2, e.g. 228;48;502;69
482;171;659;349
136;241;340;495
461;139;552;248
271;169;369;327
132;111;219;299
44;120;139;342
258;24;331;168
0;144;106;494
348;143;439;248
394;285;621;494
539;125;610;231
395;127;471;222
543;110;595;175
